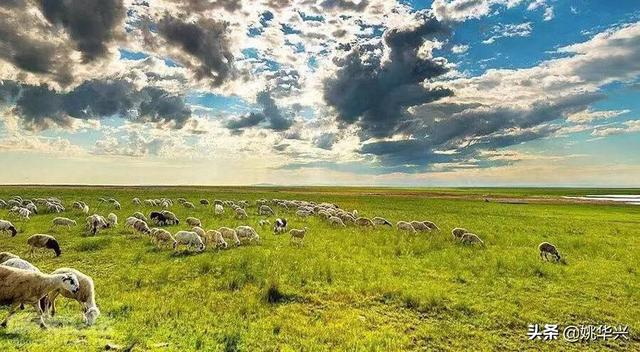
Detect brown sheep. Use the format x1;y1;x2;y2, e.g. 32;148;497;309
27;234;61;257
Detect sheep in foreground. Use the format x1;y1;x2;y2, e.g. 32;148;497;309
328;216;346;227
46;268;99;326
0;220;17;237
289;227;308;246
235;226;260;243
52;217;77;229
0;266;79;328
372;217;392;227
0;252;19;263
186;217;202;227
460;233;485;246
107;213;118;228
219;227;240;246
397;221;416;233
355;217;374;227
538;242;561;262
151;228;176;248
173;231;205;252
452;227;469;240
27;234;61;257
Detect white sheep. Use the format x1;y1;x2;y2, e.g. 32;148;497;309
214;204;224;215
235;208;248;219
0;266;80;328
355;217;375;227
259;205;275;216
186;217;202;227
183;201;196;209
218;227;240;246
258;219;270;228
151;228;176;248
1;258;39;272
372;217;392;227
289;227;308;246
422;221;439;230
86;214;109;235
206;230;227;249
107;213;118;228
132;212;147;222
27;234;62;257
52;217;77;229
132;219;151;235
235;226;260;243
173;231;205;252
46;268;99;326
410;221;431;232
192;226;206;239
397;221;416;233
0;220;17;237
132;198;142;205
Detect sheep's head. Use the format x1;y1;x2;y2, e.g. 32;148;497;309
46;238;62;257
61;274;80;294
84;306;100;326
198;243;206;251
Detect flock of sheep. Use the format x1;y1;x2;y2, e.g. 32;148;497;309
0;193;562;329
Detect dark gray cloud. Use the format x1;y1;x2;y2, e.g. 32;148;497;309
324;12;453;140
0;80;21;105
169;0;242;12
359;93;604;168
226;91;293;132
157;15;235;86
40;0;125;62
320;0;368;12
0;6;73;84
4;79;192;130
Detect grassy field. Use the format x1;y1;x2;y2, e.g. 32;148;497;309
0;186;638;351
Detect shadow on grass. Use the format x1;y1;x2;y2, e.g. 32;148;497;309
263;281;308;305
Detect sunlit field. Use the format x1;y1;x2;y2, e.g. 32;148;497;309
0;186;639;351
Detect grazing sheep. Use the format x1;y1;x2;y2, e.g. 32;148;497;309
397;221;416;233
235;208;248;220
160;210;179;225
192;226;206;239
328;216;346;227
0;252;19;263
0;220;17;237
27;234;61;257
422;221;439;230
410;221;431;232
296;210;311;219
52;217;77;229
200;199;210;205
86;214;108;235
106;213;118;228
273;218;288;234
213;199;223;206
46;268;99;326
132;212;147;222
289;227;308;246
235;226;260;243
218;227;240;246
132;198;142;205
460;233;485;246
173;231;205;252
112;201;121;210
372;217;392;227
0;266;80;328
132;219;151;235
17;208;31;220
151;228;176;248
355;217;375;227
183;202;196;209
186;217;202;227
1;258;39;272
538;242;561;262
206;230;227;249
258;219;270;228
452;228;469;240
214;204;224;215
259;205;275;216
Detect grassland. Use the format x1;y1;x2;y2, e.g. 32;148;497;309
0;186;638;351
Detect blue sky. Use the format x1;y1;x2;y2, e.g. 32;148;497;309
0;0;639;186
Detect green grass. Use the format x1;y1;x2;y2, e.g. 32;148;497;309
0;186;638;351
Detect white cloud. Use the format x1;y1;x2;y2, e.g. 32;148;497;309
591;120;640;137
451;44;470;54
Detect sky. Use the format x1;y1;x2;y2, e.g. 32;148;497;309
0;0;639;187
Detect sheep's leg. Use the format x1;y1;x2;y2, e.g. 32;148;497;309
0;304;19;328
